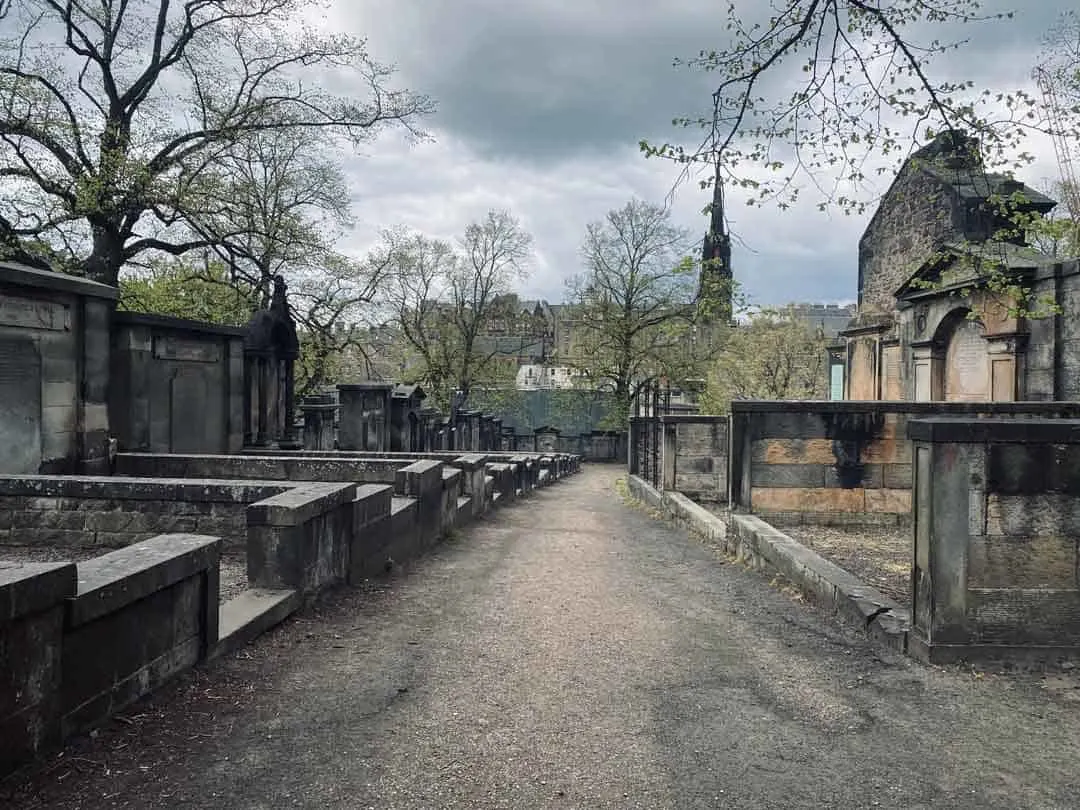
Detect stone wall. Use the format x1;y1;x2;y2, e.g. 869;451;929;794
0;262;116;475
858;160;961;315
110;312;245;454
1;534;218;775
729;400;1080;524
0;476;281;550
661;415;729;502
908;417;1080;662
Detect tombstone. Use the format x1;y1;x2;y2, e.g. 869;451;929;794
437;416;453;451
454;409;473;451
500;425;516;452
243;276;300;448
479;414;496;451
300;393;338;451
491;417;503;451
534;425;560;453
943;317;989;402
337;382;392;451
390;384;427;451
419;407;440;451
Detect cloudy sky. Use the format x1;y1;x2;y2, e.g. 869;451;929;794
311;0;1075;308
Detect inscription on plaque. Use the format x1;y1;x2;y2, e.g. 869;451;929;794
882;344;902;400
0;294;69;331
945;318;989;402
154;336;222;363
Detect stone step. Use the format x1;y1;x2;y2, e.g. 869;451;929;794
211;588;300;660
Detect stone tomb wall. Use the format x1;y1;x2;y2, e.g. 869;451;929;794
1;535;219;776
109;312;245;454
908;417;1080;662
728;400;1080;524
0;262;116;475
660;415;729;502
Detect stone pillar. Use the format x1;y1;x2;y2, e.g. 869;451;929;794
279;357;301;449
300;394;338;451
255;358;270;446
985;333;1026;402
908;416;1080;663
661;418;677;489
910;340;944;402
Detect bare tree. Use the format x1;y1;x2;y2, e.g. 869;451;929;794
193;127;353;306
643;1;1043;213
378;211;533;409
0;0;433;284
290;255;381;397
568;199;704;420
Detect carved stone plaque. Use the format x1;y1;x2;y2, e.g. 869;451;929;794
945;318;989;402
882;345;903;400
0;294;69;331
154;336;222;363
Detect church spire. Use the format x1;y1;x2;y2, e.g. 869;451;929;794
698;158;733;325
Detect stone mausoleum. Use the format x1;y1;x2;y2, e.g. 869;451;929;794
841;129;1080;402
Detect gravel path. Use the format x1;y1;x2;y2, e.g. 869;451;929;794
3;466;1080;809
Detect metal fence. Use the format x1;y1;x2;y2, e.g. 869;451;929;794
628;381;671;489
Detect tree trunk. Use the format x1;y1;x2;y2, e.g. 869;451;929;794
82;224;125;286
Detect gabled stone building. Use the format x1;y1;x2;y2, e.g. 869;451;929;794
842;129;1080;402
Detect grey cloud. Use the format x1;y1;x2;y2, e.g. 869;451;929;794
322;0;1073;310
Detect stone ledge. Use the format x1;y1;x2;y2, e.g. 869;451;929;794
396;460;443;498
452;454;487;472
659;414;730;424
731;399;1080;416
212;589;300;660
69;534;220;626
354;484;393;526
908;416;1080;444
112;310;246;337
246;482;357;527
0;474;288;503
0;561;76;625
0;261;118;300
627;475;910;654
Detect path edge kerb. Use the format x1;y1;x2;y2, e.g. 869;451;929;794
625;474;911;654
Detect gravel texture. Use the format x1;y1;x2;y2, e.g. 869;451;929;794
3;466;1080;809
779;523;912;606
0;547;248;605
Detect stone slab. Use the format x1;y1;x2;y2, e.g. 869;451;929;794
69;534;220;626
212;589;301;660
0;561;76;625
246;483;358;527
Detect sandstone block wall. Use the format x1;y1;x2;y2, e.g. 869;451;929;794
729;401;1080;524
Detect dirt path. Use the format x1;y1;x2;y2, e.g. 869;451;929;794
4;466;1080;809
